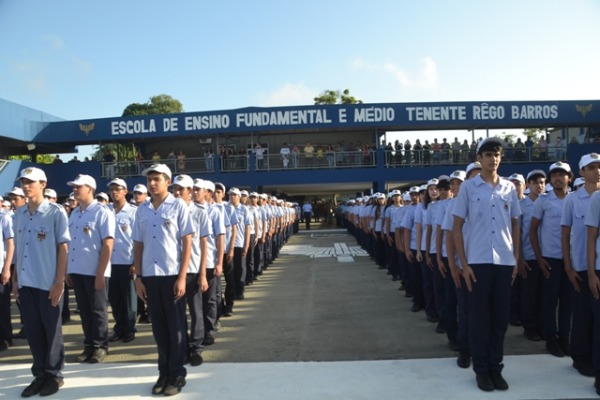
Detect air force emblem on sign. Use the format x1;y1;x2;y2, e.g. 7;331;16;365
79;123;95;136
576;104;592;118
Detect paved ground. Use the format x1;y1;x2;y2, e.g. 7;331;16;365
1;223;598;398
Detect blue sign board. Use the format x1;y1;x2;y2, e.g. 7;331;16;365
34;100;600;144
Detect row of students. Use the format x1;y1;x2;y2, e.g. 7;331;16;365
1;163;298;397
343;139;600;396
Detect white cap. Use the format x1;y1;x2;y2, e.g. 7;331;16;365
466;162;482;176
573;177;585;188
437;175;450;182
67;174;97;189
172;174;194;189
427;178;439;187
18;167;47;182
2;200;10;207
390;189;401;196
43;188;57;198
9;187;25;197
249;192;258;197
375;193;385;199
259;193;268;199
228;187;241;196
142;163;172;179
545;183;553;192
107;178;128;190
549;161;571;174
68;192;75;200
214;182;226;192
240;190;249;196
476;136;504;153
95;192;109;202
526;169;546;181
419;184;427;192
508;173;525;185
133;184;148;194
402;193;412;201
449;170;466;182
579;153;600;170
409;186;420;194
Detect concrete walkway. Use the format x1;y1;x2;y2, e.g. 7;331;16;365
1;226;597;398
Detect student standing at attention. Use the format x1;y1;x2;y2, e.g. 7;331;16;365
452;137;521;392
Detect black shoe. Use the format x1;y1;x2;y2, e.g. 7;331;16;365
151;375;168;395
457;352;471;369
21;375;46;398
558;337;571;356
572;361;595;377
108;332;123;342
122;332;136;343
89;347;108;363
0;339;8;352
222;309;233;317
235;294;245;300
163;376;186;396
476;372;494;392
546;338;565;357
76;347;94;363
509;318;522;327
138;313;151;324
61;316;71;325
189;351;203;366
410;304;422;312
391;276;399;281
398;283;405;291
39;376;63;397
404;292;413;298
426;315;438;323
13;328;26;339
203;334;215;346
489;371;508;390
435;322;446;334
523;328;541;341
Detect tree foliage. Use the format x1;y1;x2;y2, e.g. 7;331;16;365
314;89;363;105
93;94;184;161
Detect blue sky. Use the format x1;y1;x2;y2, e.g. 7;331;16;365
1;0;599;151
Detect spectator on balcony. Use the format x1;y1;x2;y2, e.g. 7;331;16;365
441;138;450;163
525;136;534;160
304;142;315;167
254;143;265;169
280;143;290;169
53;155;63;164
404;140;412;165
432;138;441;164
555;137;565;160
452;137;461;164
69;156;80;163
539;135;548;160
394;140;403;165
469;140;477;161
151;151;161;163
413;139;422;164
316;145;324;167
204;147;214;171
515;138;525;161
326;144;335;168
460;140;469;162
177;150;186;172
422;140;431;164
103;151;116;178
291;144;300;168
385;142;394;165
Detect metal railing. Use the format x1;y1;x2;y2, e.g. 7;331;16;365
253;150;376;171
383;145;565;167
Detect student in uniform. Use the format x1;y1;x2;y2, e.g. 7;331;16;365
133;164;194;396
12;167;70;397
585;186;600;396
193;179;224;345
0;194;14;352
519;170;546;342
172;174;209;367
401;186;424;312
561;153;600;377
452;137;521;392
417;180;439;323
530;161;573;357
132;184;151;324
66;174;115;363
384;190;402;281
107;178;138;344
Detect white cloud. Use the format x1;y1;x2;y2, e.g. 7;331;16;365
352;56;439;90
256;82;316;107
42;35;66;51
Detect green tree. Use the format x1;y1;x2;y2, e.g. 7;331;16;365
94;94;184;161
314;89;363;105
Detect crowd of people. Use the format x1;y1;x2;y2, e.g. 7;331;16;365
0;164;300;396
341;138;600;395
